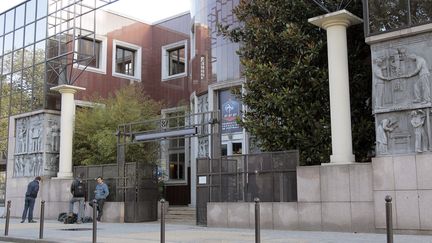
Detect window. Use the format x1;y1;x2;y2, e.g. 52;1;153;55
168;47;185;76
161;40;187;80
78;38;101;68
112;40;141;81
115;46;134;76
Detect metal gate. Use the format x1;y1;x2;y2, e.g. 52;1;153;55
117;111;220;222
196;151;299;225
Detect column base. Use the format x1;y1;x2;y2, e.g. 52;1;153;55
55;172;73;179
329;154;355;164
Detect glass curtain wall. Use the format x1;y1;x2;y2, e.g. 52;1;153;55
0;0;50;162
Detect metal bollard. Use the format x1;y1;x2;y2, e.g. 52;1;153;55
254;198;260;243
385;195;393;243
4;200;11;236
92;199;98;243
39;200;45;239
160;199;165;243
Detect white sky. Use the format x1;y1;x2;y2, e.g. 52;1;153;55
0;0;191;23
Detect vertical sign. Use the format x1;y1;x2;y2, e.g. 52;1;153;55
219;90;242;133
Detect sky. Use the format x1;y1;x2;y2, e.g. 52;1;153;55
0;0;191;23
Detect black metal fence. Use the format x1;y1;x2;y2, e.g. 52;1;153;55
363;0;432;36
73;162;158;222
196;150;299;225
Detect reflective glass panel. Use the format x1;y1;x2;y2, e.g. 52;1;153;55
0;14;4;36
78;38;101;68
26;0;37;24
15;5;25;29
115;46;135;76
368;0;409;34
37;0;48;19
11;72;21;92
14;28;24;50
22;67;32;90
23;45;34;68
2;53;11;74
0;36;3;56
12;49;23;73
25;23;35;46
4;33;12;54
35;18;46;42
5;10;14;34
34;40;45;64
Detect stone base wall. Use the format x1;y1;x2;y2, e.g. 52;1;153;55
5;177;125;223
208;156;432;233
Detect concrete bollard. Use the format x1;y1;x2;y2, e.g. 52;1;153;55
4;200;11;236
92;199;98;243
39;200;45;239
254;198;260;243
385;195;393;243
160;199;165;243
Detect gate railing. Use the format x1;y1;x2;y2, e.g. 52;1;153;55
196;150;299;225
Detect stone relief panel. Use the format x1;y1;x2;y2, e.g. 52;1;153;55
375;108;432;155
14;113;60;177
197;93;209;113
198;137;209;158
371;33;432;113
372;32;432;156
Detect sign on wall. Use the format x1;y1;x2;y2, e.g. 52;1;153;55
219;89;242;133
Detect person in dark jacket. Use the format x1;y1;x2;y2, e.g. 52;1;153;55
21;176;41;223
69;173;86;223
89;176;109;221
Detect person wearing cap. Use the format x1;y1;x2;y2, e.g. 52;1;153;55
89;176;109;221
21;176;41;223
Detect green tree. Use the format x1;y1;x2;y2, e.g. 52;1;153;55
73;85;161;165
220;0;373;165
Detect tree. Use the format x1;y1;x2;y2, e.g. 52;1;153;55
220;0;374;165
73;85;162;165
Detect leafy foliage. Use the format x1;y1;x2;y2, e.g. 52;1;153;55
220;0;374;165
73;85;161;165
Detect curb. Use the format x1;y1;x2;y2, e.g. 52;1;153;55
0;236;59;243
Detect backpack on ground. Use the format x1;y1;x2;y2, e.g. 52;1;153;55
64;213;77;224
82;216;93;223
57;212;68;222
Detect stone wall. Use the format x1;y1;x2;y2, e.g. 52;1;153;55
207;158;432;233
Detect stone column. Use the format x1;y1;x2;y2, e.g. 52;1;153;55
50;85;85;178
309;10;362;164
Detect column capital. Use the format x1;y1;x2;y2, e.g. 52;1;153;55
50;84;86;94
308;9;362;30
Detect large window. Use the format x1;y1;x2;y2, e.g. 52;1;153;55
161;40;187;81
112;40;141;81
78;38;101;68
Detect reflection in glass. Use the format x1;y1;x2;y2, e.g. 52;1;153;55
115;46;135;76
2;53;12;75
25;23;35;46
1;98;10;118
78;38;101;68
0;37;3;56
23;45;34;68
32;85;44;109
15;5;25;29
168;46;185;76
34;40;45;64
22;67;33;90
410;0;432;25
0;15;4;36
4;33;13;54
37;0;48;19
26;0;37;24
35;18;47;42
11;72;21;92
13;50;24;73
5;10;14;34
14;28;24;50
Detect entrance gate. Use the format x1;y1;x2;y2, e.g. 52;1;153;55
116;111;220;222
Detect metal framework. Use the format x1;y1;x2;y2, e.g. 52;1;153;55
115;111;221;222
46;0;118;85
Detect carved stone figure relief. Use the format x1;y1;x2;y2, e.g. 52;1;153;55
198;137;209;158
372;32;432;156
197;94;209;113
13;113;60;177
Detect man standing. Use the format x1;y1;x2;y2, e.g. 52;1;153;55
89;176;109;221
21;176;41;223
69;173;86;224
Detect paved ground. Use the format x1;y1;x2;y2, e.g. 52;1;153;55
0;218;432;243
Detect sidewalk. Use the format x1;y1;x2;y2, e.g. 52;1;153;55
1;218;432;243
